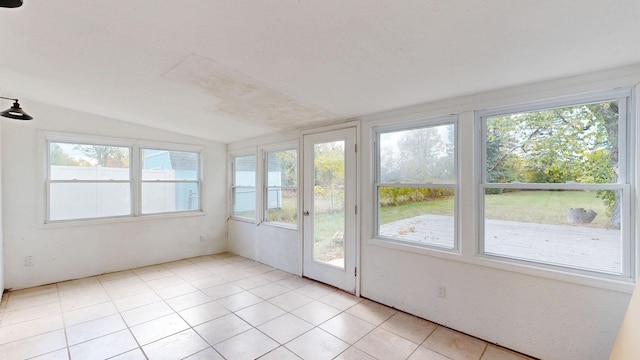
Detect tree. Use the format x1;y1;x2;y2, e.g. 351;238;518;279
589;102;620;228
378;125;455;206
50;143;80;166
396;126;453;183
314;142;344;189
314;142;345;213
273;149;297;187
74;145;129;167
486;101;620;227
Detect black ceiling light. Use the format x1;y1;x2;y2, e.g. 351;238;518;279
0;96;33;120
0;0;23;8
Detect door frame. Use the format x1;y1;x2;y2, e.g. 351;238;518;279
301;122;360;296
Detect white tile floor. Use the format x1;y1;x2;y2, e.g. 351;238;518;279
0;253;534;360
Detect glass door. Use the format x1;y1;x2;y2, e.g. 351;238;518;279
303;128;357;293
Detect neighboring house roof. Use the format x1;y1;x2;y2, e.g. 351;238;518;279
235;155;256;172
169;151;198;171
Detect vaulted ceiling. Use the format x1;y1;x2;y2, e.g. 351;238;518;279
2;1;640;143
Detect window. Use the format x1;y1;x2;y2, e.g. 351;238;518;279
46;136;202;222
374;119;457;249
264;148;298;226
48;142;132;221
480;91;632;278
141;149;200;214
231;154;256;220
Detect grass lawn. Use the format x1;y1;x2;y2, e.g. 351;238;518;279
381;190;611;228
313;211;345;262
380;197;454;224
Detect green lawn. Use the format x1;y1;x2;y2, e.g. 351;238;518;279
484;190;610;227
380;197;454;224
313;211;345;262
380;190;611;228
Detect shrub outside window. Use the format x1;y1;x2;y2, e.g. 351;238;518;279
232;154;257;220
264;148;298;227
480;91;632;278
374;119;457;249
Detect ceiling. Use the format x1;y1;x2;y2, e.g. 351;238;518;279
1;1;640;144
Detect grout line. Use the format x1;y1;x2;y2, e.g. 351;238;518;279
4;254;536;360
55;283;73;360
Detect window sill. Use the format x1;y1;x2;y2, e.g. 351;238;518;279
41;210;206;228
259;221;299;231
229;217;257;225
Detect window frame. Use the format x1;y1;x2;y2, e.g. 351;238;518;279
262;145;299;229
43;132;204;224
373;115;459;251
477;89;634;280
230;153;257;222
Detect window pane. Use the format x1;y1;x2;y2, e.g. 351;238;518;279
142;149;198;180
380;124;455;184
266;188;297;224
234;155;256;187
233;154;256;219
142;182;199;214
378;187;455;248
267;149;297;187
233;187;256;219
49;183;131;221
265;148;298;225
314;141;345;267
483;189;622;274
50;142;130;180
485;101;619;184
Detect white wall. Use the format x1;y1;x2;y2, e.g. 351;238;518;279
360;245;630;359
227;135;303;276
228;220;301;276
227;64;640;360
2;101;228;290
358;65;640;360
0;121;4;297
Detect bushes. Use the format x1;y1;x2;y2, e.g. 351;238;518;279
379;187;453;207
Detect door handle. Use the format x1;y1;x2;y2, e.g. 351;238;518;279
303;210;310;216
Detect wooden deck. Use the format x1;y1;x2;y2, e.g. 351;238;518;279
380;215;621;274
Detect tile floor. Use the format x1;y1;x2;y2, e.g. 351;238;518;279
0;253;535;360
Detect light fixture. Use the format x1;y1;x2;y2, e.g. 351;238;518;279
0;96;33;120
0;0;23;8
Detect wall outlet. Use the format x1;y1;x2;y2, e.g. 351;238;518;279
199;235;205;242
437;285;446;298
25;256;33;267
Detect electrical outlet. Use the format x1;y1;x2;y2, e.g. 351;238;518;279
24;256;33;267
437;285;446;298
199;235;205;242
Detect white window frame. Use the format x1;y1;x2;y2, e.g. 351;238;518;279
261;144;299;229
230;152;257;222
477;89;634;281
43;132;204;224
373;115;459;251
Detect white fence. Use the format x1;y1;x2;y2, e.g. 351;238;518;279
49;166;178;220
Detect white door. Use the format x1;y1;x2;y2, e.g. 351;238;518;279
303;128;357;293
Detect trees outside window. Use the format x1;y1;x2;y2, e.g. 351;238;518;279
46;138;202;222
375;119;457;249
480;91;631;277
265;148;298;226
